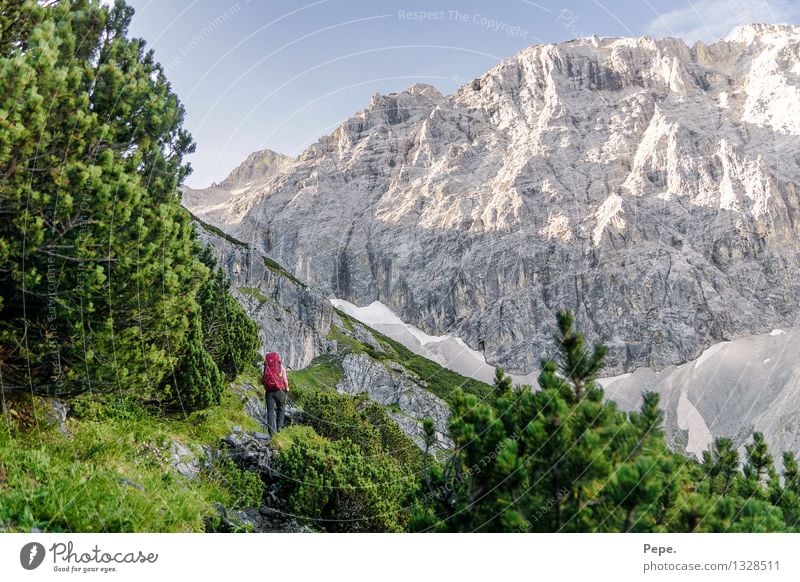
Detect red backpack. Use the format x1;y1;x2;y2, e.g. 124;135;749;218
262;352;287;391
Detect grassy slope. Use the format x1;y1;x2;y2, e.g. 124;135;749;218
187;210;249;249
0;384;263;533
329;308;491;405
236;286;269;303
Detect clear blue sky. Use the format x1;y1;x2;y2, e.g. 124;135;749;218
120;0;800;187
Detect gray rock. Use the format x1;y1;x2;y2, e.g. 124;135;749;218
209;503;297;533
169;440;201;480
222;431;273;476
337;352;452;451
193;224;335;371
387;410;453;453
118;477;143;491
186;25;800;379
350;321;384;352
41;397;70;437
215;429;314;532
227;506;310;533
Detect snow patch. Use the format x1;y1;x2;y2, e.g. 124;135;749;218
694;340;729;369
597;372;632;388
770;329;786;336
676;391;714;458
329;298;537;386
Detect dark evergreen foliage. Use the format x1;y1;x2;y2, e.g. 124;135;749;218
0;1;256;412
196;247;260;379
412;311;800;532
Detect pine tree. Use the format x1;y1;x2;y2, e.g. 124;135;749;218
1;0;199;395
781;452;800;528
784;452;800;495
631;391;664;441
743;432;775;495
0;1;253;412
702;437;740;495
161;317;224;411
492;367;512;397
196;247;260;378
415;311;800;532
554;310;606;401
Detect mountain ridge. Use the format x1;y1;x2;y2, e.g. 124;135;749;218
185;23;800;376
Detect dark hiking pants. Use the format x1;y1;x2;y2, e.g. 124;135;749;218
265;389;287;436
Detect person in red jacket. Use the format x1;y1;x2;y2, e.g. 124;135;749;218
262;352;289;437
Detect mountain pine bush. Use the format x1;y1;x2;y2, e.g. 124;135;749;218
0;0;256;411
413;311;800;532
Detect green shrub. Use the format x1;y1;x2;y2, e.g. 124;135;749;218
160;318;225;412
197;247;261;379
0;0;202;397
202;456;263;510
294;388;422;469
273;426;415;532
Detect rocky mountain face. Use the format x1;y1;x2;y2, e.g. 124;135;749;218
182;149;293;224
332;294;800;465
200;211;800;464
185;24;800;377
193;220;457;451
194;219;334;370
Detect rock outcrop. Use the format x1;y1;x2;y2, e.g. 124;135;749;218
220;428;311;532
337;352;453;451
193;220;334;370
186;24;800;377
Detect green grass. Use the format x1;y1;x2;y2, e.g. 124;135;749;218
262;255;305;287
330;309;491;405
236;286;269;304
287;355;343;393
187;210;249;249
0;382;263;533
326;322;367;354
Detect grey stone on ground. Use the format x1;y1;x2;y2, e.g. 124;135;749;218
221;431;273;476
169;439;202;480
41;398;70;437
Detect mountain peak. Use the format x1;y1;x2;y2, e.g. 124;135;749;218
725;23;800;44
217;148;293;190
363;83;445;124
186;25;800;378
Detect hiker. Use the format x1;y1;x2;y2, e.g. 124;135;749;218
262;351;289;437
